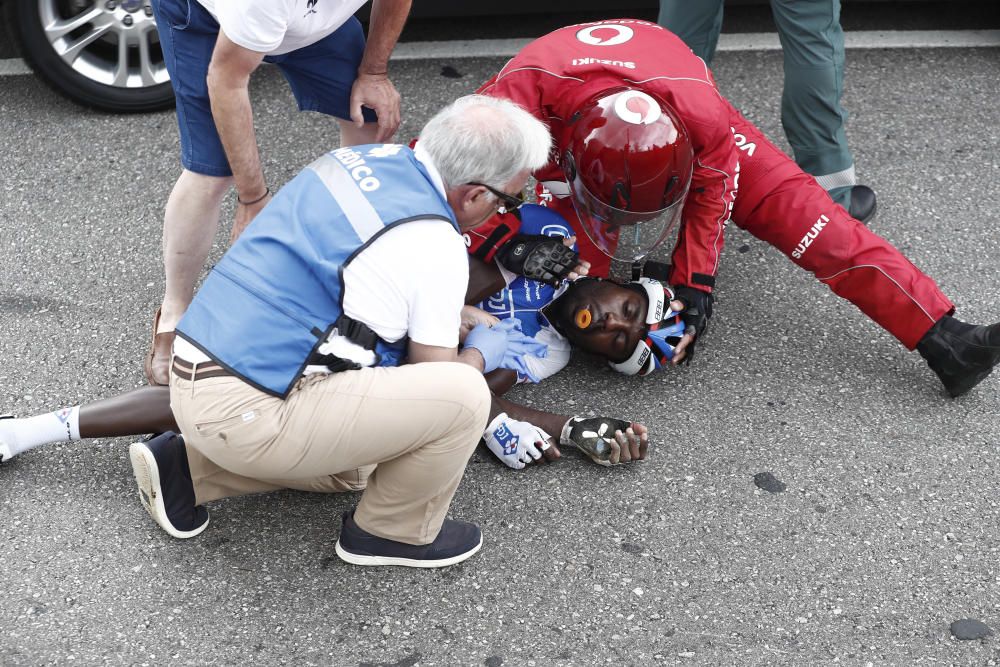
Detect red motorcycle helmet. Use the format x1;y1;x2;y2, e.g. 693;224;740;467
561;88;694;264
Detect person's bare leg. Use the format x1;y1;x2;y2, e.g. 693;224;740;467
338;120;379;148
146;171;233;385
79;386;177;438
158;170;234;334
1;387;176;462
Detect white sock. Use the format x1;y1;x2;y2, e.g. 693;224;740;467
0;407;81;462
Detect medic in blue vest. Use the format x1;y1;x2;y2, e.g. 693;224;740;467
177;144;457;398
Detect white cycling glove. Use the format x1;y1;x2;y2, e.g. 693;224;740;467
483;412;551;470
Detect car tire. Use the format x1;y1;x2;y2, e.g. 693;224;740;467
4;0;174;113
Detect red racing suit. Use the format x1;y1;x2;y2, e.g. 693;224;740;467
468;19;953;349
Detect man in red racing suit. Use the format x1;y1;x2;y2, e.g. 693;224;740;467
466;19;1000;397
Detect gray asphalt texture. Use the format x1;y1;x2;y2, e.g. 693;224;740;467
2;24;1000;667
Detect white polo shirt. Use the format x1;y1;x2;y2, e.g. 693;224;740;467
196;0;368;55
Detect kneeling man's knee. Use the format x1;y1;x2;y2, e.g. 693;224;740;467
440;363;492;438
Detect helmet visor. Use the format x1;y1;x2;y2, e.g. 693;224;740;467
566;169;687;264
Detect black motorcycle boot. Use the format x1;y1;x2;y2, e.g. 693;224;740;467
848;185;877;224
916;315;1000;397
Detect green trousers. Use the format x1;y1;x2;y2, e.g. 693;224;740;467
658;0;856;204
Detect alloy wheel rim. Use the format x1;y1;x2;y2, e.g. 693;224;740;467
39;0;169;89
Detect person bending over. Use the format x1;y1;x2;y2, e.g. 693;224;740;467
467;19;1000;399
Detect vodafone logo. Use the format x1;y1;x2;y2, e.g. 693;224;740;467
613;91;663;126
576;24;634;47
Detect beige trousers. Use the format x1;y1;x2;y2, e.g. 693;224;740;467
169;362;490;545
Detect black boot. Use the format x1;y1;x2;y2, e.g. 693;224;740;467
848;185;877;224
916;315;1000;397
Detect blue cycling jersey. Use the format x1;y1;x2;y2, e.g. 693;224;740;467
477;204;575;337
476;204;575;384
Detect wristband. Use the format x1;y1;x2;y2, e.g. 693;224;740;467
238;187;270;206
559;418;575;447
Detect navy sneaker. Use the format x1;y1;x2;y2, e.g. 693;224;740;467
129;432;209;539
335;511;482;568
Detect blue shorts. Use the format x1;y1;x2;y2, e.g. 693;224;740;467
151;0;376;177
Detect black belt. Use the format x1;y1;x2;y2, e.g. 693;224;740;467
171;357;232;381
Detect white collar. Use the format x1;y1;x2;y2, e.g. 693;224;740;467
413;142;447;198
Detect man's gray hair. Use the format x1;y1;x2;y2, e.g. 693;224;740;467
420;95;552;192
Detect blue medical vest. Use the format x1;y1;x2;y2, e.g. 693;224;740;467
177;145;456;398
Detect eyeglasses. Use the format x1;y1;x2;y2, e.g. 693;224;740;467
467;181;527;213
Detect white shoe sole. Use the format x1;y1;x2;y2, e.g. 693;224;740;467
0;415;14;463
128;441;208;539
335;533;483;568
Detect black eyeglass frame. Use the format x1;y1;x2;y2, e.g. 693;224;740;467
466;181;527;212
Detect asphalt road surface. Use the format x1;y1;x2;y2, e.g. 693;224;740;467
2;12;1000;667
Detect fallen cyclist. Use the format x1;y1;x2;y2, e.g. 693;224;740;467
1;203;695;474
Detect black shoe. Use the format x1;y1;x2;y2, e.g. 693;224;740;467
917;315;1000;397
129;432;209;539
335;511;482;568
848;184;877;224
